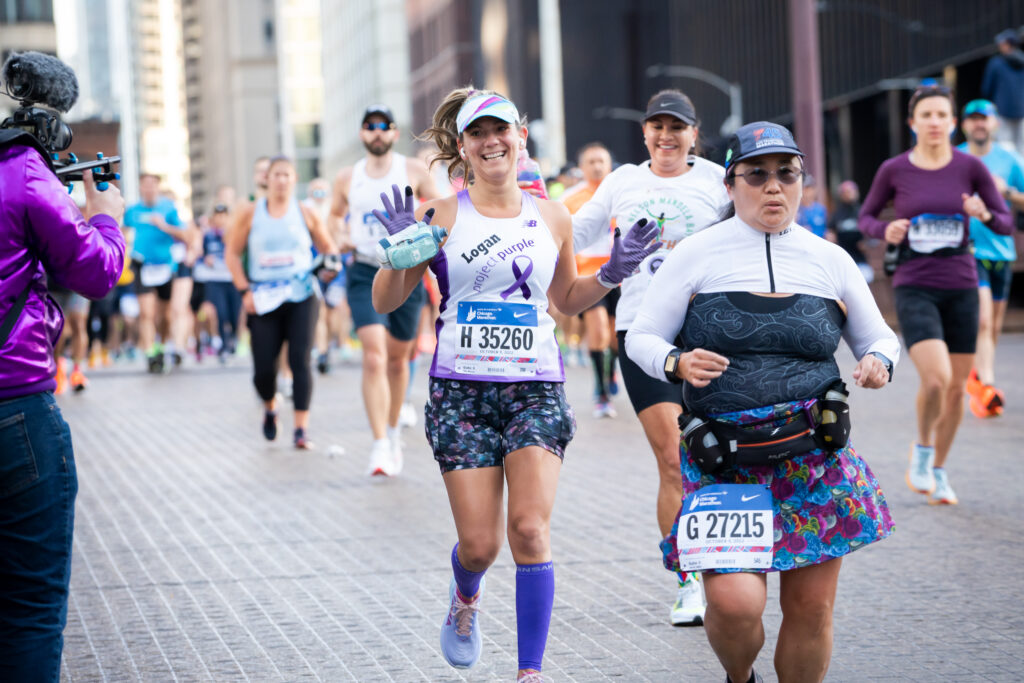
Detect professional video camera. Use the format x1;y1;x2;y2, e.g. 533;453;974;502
0;51;120;186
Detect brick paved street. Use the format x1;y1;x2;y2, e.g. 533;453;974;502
56;336;1024;682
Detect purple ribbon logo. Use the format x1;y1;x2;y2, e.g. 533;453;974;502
500;256;534;300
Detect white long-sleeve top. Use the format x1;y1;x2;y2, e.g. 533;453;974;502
625;215;900;385
571;158;729;330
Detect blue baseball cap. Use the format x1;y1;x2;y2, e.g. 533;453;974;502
963;99;997;118
724;121;804;170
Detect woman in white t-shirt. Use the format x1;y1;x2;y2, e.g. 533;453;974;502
572;89;730;625
371;88;657;682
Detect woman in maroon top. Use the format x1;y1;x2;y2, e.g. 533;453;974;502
859;85;1012;506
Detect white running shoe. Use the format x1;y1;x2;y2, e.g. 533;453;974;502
366;439;392;476
929;468;958;505
399;402;418;428
670;573;705;626
906;443;935;494
390;435;404;476
277;376;293;399
440;577;483;668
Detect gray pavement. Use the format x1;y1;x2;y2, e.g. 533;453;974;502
56;336;1024;682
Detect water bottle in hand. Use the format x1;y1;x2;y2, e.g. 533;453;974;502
376;221;448;270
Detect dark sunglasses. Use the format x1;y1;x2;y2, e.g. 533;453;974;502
362;121;394;131
729;167;803;187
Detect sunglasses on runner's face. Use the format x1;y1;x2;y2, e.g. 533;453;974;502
729;166;803;186
363;121;393;131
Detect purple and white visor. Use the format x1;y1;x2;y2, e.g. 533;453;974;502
456;93;521;134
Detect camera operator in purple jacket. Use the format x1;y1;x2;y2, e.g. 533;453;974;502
0;133;125;680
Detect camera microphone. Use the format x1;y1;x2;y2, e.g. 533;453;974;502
2;51;79;113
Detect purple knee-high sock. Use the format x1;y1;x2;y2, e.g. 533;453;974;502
515;561;554;672
451;543;485;599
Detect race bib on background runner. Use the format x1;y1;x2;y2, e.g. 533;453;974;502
907;214;965;254
676;484;774;571
251;279;291;315
454;301;538;377
139;263;173;287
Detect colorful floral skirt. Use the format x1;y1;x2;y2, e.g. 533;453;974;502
661;399;895;573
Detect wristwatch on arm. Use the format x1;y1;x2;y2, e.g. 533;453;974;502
664;348;684;384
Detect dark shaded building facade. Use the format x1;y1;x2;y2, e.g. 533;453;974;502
562;0;1024;194
410;0;1024;192
408;0;543;150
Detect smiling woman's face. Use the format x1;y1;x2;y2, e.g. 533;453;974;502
642;114;698;177
726;154;803;233
460;116;525;183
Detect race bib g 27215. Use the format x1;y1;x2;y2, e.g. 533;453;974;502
454;301;538;377
676;483;774;571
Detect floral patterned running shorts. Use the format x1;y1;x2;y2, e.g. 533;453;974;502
425;378;577;473
660;398;895;573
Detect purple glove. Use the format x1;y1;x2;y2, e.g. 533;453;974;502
372;184;434;236
596;218;662;287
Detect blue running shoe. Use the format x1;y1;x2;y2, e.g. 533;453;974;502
440;576;483;668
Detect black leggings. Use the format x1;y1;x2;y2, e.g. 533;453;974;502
88;291;117;347
205;281;241;348
247;295;319;410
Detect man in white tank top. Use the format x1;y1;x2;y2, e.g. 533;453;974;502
329;105;440;476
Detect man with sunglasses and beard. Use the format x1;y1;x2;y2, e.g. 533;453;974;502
330;105;440;476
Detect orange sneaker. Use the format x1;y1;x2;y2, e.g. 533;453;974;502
969;394;990;419
982;384;1004;416
54;357;68;395
70;365;88;393
970;384;1004;418
965;367;982;398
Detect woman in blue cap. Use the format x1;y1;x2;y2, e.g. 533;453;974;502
627;122;900;683
371;87;658;682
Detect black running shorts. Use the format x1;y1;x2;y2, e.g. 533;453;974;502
617;330;684;414
894;285;978;354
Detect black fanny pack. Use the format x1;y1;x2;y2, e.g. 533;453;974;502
680;382;851;474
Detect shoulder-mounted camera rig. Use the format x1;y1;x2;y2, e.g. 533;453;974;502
0;51;120;189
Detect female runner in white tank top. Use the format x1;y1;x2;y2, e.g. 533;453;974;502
372;89;658;682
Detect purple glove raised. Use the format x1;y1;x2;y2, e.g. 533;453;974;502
372;184;435;236
596;218;662;287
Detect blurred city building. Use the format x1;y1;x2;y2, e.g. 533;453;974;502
404;0;544;164
559;0;1024;195
0;0;57;120
129;0;191;216
320;1;413;174
276;0;323;196
55;0;118;122
180;0;280;214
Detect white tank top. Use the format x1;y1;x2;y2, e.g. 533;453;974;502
429;190;564;382
348;153;410;262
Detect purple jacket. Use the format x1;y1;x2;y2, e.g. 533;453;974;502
0;143;125;399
